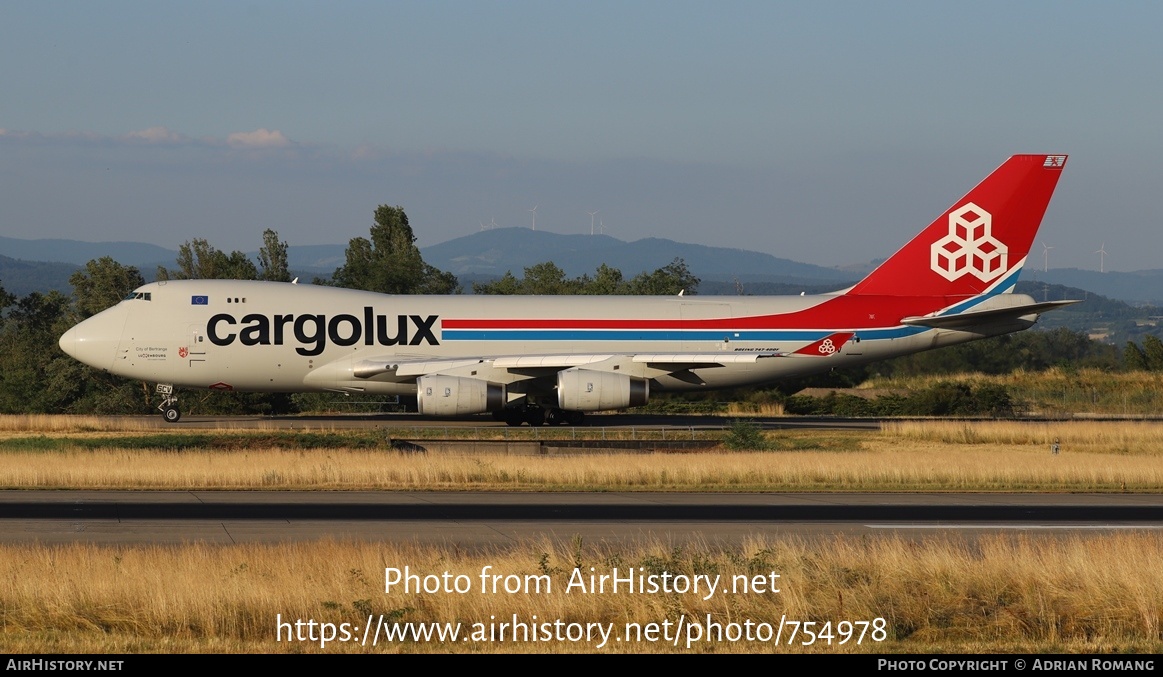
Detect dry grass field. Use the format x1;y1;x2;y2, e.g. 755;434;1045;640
0;444;1160;492
0;418;1160;491
0;534;1159;653
1;415;1160;653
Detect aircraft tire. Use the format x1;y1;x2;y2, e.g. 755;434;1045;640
163;407;181;423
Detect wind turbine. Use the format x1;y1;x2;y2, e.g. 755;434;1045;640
529;206;538;231
1041;242;1054;272
587;210;599;235
489;217;498;230
1096;243;1107;273
599;217;606;235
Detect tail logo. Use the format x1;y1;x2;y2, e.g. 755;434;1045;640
930;202;1008;282
818;338;837;355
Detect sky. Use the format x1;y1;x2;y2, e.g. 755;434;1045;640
2;1;1162;272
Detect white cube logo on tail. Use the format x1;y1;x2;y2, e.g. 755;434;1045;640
930;202;1007;282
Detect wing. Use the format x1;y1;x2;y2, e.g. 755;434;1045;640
304;327;857;415
342;351;784;382
341;334;858;382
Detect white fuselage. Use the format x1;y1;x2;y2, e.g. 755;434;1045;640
56;154;1071;418
60;279;1021;400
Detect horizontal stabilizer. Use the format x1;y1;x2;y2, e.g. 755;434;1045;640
901;300;1080;329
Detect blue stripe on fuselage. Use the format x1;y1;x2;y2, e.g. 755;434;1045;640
441;326;927;342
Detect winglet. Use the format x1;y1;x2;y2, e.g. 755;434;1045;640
847;155;1067;297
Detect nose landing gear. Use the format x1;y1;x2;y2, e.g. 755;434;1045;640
156;383;181;423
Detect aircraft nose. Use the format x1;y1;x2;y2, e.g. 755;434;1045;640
58;325;79;359
58;308;126;371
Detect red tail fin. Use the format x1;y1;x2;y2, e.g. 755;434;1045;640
846;154;1067;297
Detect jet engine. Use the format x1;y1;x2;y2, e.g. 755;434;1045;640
417;375;506;416
557;368;649;412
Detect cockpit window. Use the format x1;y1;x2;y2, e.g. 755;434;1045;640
123;292;152;301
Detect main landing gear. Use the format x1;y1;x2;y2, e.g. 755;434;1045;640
546;408;585;426
156;383;181;423
496;404;584;427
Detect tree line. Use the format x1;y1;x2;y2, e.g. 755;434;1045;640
0;204;700;415
3;202;1161;415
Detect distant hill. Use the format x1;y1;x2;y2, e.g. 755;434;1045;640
0;236;347;282
0;236;176;271
30;228;858;284
420;228;852;283
1013;280;1163;345
698;279;855;295
6;231;1163;312
0;255;79;297
1034;268;1163;306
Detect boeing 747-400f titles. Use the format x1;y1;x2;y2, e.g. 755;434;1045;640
59;154;1075;424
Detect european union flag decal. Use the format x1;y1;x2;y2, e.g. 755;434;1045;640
191;296;209;305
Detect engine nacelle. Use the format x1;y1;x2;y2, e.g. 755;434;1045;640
557;368;649;412
417;375;506;416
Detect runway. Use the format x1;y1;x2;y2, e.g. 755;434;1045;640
82;412;1152;433
87;412;883;431
2;491;1160;547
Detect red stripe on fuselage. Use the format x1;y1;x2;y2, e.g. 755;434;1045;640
443;295;969;330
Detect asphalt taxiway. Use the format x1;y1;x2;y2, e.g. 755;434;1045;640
1;491;1160;547
85;413;882;431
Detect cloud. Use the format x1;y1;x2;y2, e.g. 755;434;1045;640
0;125;308;156
226;128;291;148
350;143;381;160
124;126;186;144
